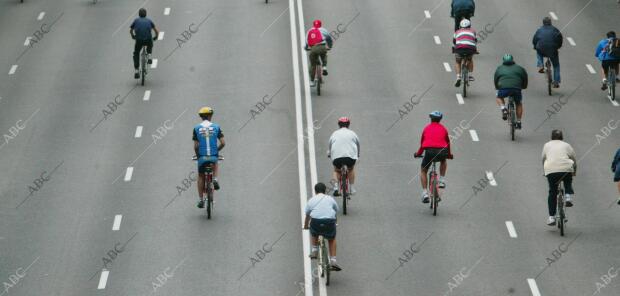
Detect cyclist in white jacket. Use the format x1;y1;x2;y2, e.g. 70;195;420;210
327;117;360;196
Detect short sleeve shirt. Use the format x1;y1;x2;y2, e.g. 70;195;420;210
131;17;155;41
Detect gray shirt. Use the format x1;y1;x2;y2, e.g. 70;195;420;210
305;193;338;219
328;128;360;160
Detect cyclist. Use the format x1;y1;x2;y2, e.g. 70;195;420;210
193;107;225;208
532;17;563;88
494;54;528;129
595;31;620;91
612;146;620;205
450;0;475;31
453;19;478;87
542;130;576;226
130;8;159;79
304;182;341;271
414;111;453;203
305;19;333;87
328;117;360;196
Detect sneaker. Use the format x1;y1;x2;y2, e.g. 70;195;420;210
422;192;430;204
547;216;556;226
330;261;342;271
564;194;573;207
602;80;608;91
309;249;318;259
617;197;620;205
468;75;475;82
538;67;545;74
454;77;462;87
310;80;317;87
134;69;140;79
213;180;220;191
322;67;328;76
438;180;446;188
333;190;340;197
501;108;508;121
197;199;205;208
515;121;522;129
552;82;560;88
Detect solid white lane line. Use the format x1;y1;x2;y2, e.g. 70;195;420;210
549;11;558;20
151;59;158;68
164;7;170;15
288;0;314;295
112;215;122;231
505;221;517;238
24;37;31;46
98;270;109;289
485;171;497;186
609;97;619;106
443;62;452;72
469;129;479;142
8;65;18;75
158;32;164;40
124;167;134;182
586;64;596;74
567;37;576;46
424;10;431;18
143;90;151;101
456;93;464;104
434;35;441;44
37;12;45;20
135;126;143;138
527;278;542;296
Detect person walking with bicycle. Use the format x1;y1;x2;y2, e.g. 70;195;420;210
414;111;453;204
532;17;563;88
450;0;475;31
494;54;528;129
542;130;576;226
303;183;341;271
453;19;477;87
595;31;620;91
193;107;225;208
328;117;360;196
611;146;620;205
130;8;159;79
305;19;333;87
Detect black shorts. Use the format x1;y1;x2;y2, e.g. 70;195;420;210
421;148;448;169
455;48;476;62
602;60;620;71
333;157;356;169
309;218;336;239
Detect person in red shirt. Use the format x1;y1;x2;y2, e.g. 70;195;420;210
414;111;453;203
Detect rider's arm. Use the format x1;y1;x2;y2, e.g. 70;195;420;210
595;40;604;58
532;30;538;49
415;130;426;156
493;69;500;89
568;144;577;174
193;129;199;157
612;149;620;172
355;135;360;158
327;135;333;158
218;136;225;151
556;29;563;49
129;20;136;39
303;214;311;229
151;21;159;39
521;67;528;89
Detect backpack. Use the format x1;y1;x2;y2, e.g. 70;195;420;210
607;38;620;58
307;28;324;47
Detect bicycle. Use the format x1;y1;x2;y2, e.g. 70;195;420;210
544;57;552;96
314;55;324;96
339;165;350;215
461;55;472;97
506;96;517;141
555;181;567;236
139;45;148;86
194;155;223;219
427;160;441;216
317;233;331;285
607;67;616;101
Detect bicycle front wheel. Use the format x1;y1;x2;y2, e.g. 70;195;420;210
609;70;616;101
546;61;552;96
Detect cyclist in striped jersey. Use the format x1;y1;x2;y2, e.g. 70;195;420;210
453;19;477;87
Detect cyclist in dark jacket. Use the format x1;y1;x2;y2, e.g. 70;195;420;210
451;0;475;31
494;54;528;129
532;17;563;88
612;147;620;205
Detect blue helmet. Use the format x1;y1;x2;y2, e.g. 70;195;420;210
429;111;443;120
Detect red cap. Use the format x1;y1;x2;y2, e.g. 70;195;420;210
313;19;322;28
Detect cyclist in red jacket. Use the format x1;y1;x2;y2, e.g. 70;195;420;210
414;111;453;203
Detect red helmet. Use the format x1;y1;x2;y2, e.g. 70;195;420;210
338;117;350;124
313;19;322;28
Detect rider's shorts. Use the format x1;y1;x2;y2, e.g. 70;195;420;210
310;218;337;239
496;88;523;104
455;48;476;62
333;157;356;169
421;148;448;169
197;156;218;174
602;60;620;71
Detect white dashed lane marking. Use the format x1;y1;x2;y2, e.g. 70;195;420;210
443;62;452;72
424;10;431;18
37;12;45;20
112;215;122;231
9;65;18;75
434;35;441;44
528;278;542;296
124;167;134;182
98;270;109;289
505;221;518;238
158;32;164;40
456;93;464;104
469;129;479;142
24;37;31;46
549;11;558;20
485;171;497;186
135;126;143;138
151;59;158;68
164;7;171;15
586;64;596;74
143;90;151;101
567;37;576;46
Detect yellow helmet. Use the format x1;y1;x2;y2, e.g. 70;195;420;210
198;106;213;115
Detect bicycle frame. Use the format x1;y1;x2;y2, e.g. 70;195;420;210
340;165;349;215
545;57;552;96
428;161;440;216
556;181;566;236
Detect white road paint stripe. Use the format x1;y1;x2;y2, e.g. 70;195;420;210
112;215;122;231
443;62;452;72
8;65;18;75
485;171;497;186
24;37;31;46
469;129;479;142
164;7;170;15
567;37;576;46
37;12;45;20
424;10;431;18
527;278;542;296
456;93;465;104
151;59;158;68
135;126;143;138
98;270;109;289
143;90;151;101
549;11;558;20
434;35;441;44
586;64;596;74
158;32;164;40
609;97;619;106
124;167;134;182
289;0;314;295
505;221;517;238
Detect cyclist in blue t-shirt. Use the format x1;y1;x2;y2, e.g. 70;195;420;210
193;107;225;208
595;31;620;90
130;8;159;79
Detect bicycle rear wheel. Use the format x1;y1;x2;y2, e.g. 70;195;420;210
141;52;146;86
509;102;515;141
546;60;552;96
609;70;616;101
341;171;347;215
462;66;468;98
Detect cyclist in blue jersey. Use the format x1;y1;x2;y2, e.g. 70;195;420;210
193;107;225;208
